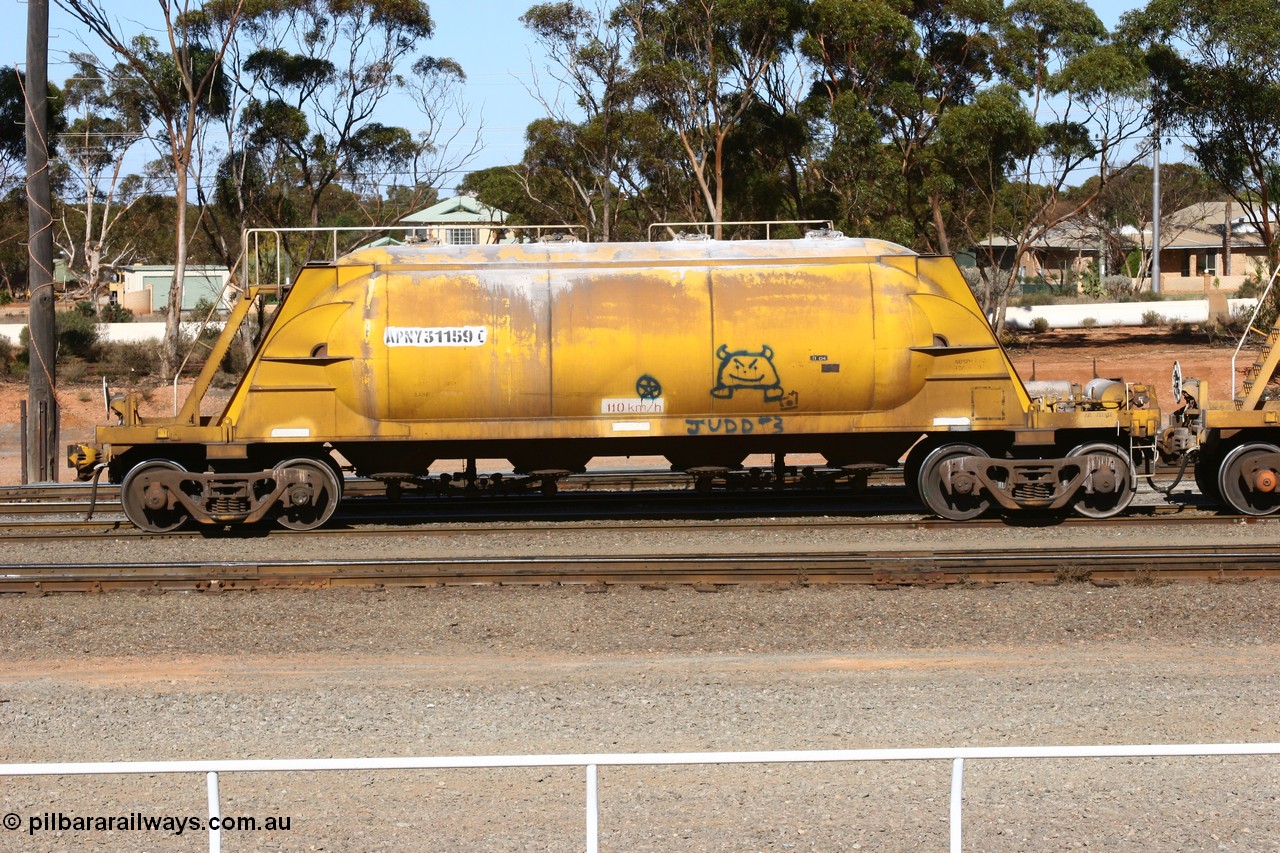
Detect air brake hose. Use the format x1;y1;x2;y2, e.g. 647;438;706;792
1147;450;1194;498
85;463;108;522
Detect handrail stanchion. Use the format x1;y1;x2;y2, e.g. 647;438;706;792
206;770;222;853
1230;262;1280;400
949;757;965;853
586;763;599;853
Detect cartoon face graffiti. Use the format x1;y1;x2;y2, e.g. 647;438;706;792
711;344;785;402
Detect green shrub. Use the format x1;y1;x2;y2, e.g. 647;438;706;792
0;336;13;375
1124;250;1143;278
1103;275;1138;301
191;296;225;319
0;289;12;306
212;370;240;388
1013;290;1055;308
1031;316;1050;333
61;356;88;382
55;307;101;359
1081;317;1098;328
1141;310;1165;327
1078;262;1103;299
17;314;99;362
1236;278;1261;299
99;302;134;323
998;327;1025;348
99;340;163;380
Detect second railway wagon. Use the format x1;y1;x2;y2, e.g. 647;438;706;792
69;234;1160;531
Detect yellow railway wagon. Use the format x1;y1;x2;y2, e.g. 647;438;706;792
70;235;1160;530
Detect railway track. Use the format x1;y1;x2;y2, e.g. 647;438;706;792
0;466;1263;594
1;542;1277;594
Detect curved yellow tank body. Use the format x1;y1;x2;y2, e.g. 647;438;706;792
219;237;1030;449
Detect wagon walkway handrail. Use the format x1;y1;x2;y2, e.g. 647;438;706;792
4;743;1278;853
1230;260;1280;401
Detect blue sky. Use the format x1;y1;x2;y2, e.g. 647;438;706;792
5;0;1150;192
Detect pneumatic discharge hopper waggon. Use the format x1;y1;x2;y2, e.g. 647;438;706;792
68;232;1162;532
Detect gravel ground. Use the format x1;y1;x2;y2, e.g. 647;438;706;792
3;559;1280;853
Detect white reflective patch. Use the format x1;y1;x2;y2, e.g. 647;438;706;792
602;397;666;414
932;417;972;426
384;326;488;347
271;428;311;437
611;422;651;432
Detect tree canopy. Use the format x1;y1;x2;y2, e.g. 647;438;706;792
4;0;1267;318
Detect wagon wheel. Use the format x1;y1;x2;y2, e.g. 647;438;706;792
1216;442;1280;517
1067;443;1136;519
274;457;343;530
902;439;931;502
1193;447;1222;504
121;460;193;533
916;443;990;520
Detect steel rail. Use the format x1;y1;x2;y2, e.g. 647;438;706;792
1;543;1276;593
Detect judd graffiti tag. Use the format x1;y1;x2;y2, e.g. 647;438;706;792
685;416;785;436
710;344;784;402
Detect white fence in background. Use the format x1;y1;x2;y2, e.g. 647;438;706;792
1003;297;1258;330
0;321;221;345
3;743;1277;853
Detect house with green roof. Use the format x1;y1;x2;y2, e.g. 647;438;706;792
398;194;511;246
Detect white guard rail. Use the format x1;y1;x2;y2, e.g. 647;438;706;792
3;743;1278;853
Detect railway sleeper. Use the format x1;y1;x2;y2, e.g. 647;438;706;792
934;452;1132;515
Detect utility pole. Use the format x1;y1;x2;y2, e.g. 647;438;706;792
1150;123;1162;296
25;0;58;483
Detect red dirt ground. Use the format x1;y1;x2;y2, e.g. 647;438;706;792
0;327;1243;487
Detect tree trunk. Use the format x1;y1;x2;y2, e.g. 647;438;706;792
162;158;188;382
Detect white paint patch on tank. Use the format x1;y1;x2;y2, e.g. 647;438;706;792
1003;298;1258;330
1023;380;1074;399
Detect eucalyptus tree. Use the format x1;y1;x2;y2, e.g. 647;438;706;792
976;0;1152;316
1120;0;1280;263
0;71;66;299
521;0;636;240
0;72;65;195
403;55;481;213
804;0;1007;251
618;0;807;237
233;0;465;258
56;53;153;302
54;0;246;378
